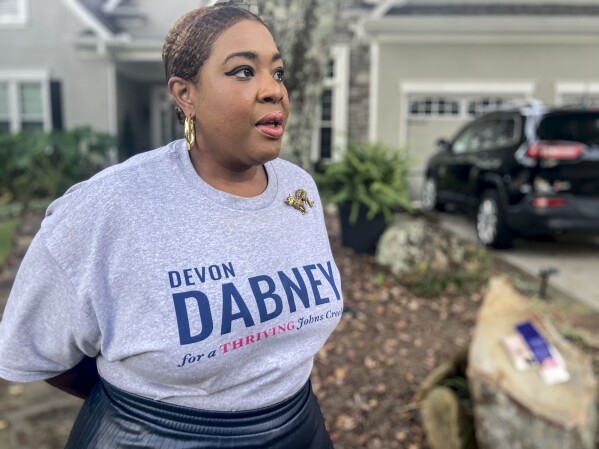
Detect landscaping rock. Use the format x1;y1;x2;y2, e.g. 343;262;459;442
375;215;484;275
467;277;597;449
375;215;490;296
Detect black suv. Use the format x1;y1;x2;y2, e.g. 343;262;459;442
421;101;599;248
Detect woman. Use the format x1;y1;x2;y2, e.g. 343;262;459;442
0;5;342;448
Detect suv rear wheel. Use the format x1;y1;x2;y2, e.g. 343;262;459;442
421;177;444;211
476;190;513;248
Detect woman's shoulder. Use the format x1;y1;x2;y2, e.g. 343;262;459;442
42;141;182;230
86;141;181;187
270;158;316;185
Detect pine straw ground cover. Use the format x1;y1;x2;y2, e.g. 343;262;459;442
314;212;599;449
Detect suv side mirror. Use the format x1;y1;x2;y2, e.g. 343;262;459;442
436;138;450;152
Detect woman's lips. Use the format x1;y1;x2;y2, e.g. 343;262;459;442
256;112;284;139
256;123;284;138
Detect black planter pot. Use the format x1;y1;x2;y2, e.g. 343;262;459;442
338;203;387;254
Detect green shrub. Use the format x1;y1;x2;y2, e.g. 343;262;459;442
0;218;21;266
315;142;412;223
0;128;115;213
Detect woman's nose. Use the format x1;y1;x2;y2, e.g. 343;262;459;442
258;76;285;104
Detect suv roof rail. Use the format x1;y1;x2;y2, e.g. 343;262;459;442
480;98;544;115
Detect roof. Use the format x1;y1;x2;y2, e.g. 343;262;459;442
386;3;599;17
73;0;145;37
78;0;122;34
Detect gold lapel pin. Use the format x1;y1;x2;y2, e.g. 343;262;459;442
285;189;315;215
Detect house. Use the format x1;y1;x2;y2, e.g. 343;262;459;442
3;0;599;196
354;0;599;196
0;0;348;163
0;0;217;160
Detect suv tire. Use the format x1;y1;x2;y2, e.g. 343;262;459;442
476;190;513;249
421;177;445;211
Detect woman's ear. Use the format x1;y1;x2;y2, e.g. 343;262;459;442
168;77;194;117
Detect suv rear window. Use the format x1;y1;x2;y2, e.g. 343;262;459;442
537;112;599;146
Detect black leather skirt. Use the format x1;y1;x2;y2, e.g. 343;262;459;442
64;378;334;449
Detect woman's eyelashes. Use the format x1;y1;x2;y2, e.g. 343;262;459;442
224;66;285;82
225;66;254;79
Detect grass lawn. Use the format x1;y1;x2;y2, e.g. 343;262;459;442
0;218;21;266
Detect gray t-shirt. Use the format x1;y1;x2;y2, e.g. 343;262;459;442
0;140;343;411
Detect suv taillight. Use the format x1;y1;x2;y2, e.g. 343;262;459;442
526;141;584;160
532;197;567;208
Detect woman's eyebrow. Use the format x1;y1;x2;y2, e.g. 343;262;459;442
225;51;257;64
224;51;283;64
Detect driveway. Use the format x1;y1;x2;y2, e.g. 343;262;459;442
436;212;599;312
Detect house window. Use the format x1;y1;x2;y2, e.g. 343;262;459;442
555;81;599;107
0;0;28;25
20;83;44;132
561;95;599;107
467;97;513;116
313;45;349;163
409;97;460;117
0;73;51;133
325;57;335;79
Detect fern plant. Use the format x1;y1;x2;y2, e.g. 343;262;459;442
315;142;412;224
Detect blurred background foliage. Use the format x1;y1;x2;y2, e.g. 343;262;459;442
0;128;115;216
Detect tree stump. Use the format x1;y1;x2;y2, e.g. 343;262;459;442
421;386;463;449
467;277;597;449
414;350;478;449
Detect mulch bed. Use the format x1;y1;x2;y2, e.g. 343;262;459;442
315;212;599;449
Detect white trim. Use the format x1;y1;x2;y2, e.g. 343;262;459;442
62;0;114;41
0;69;50;81
310;103;321;163
371;0;398;19
400;81;535;95
365;16;599;37
399;90;408;147
331;44;349;158
102;0;122;13
0;0;28;25
40;80;51;131
7;82;18;133
374;33;599;45
368;41;379;143
555;81;599;105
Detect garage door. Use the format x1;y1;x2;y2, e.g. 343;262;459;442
406;95;524;198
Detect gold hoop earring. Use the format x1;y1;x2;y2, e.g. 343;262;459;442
184;115;196;151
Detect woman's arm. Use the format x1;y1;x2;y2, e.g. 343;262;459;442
44;356;99;399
